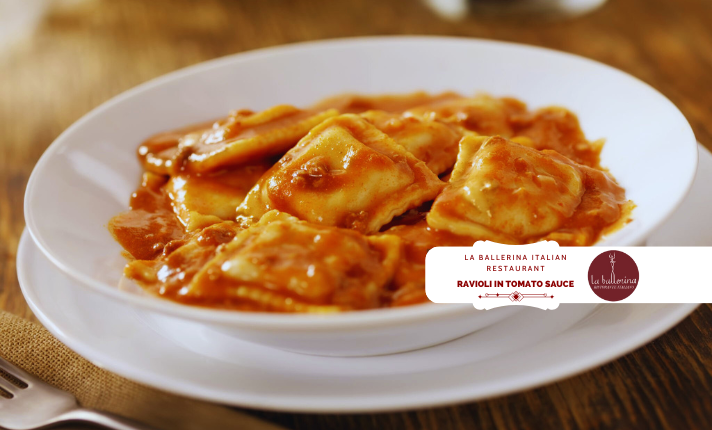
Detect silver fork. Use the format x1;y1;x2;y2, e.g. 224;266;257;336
0;355;155;429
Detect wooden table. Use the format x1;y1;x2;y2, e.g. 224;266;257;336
1;0;711;428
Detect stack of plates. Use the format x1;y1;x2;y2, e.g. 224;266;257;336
19;38;704;412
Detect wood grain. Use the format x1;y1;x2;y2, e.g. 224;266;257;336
1;0;710;428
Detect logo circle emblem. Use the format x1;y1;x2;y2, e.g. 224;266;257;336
588;250;639;301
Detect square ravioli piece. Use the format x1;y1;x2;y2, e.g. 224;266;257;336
360;110;464;175
166;164;271;232
188;211;403;312
406;94;527;137
124;221;245;300
427;135;585;242
139;105;337;174
237;114;445;234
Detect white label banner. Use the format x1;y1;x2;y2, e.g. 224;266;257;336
425;241;712;310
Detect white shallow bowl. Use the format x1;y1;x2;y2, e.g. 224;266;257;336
24;37;697;356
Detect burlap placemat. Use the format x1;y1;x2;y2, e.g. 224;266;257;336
0;311;285;430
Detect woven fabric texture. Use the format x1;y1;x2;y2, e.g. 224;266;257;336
0;311;284;430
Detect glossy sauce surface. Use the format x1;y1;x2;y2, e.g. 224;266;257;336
236;114;444;234
109;173;185;260
109;91;632;312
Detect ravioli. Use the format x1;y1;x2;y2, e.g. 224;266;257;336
166;163;270;232
427;135;585;241
111;91;631;313
311;91;462;114
124;221;244;302
139;105;337;174
383;220;475;307
407;94;527;137
138;120;217;175
539;163;630;245
509;106;602;167
188;211;402;312
360;110;464;175
407;95;603;167
237;114;445;234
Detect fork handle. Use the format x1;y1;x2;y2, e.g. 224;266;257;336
55;407;158;430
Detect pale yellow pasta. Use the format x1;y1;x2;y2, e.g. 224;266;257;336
166;164;269;231
237;114;445;234
406;94;525;137
139;105;338;174
188;210;402;311
427;135;585;241
360;110;465;175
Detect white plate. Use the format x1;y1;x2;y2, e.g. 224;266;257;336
17;147;709;412
16;235;698;412
24;37;698;343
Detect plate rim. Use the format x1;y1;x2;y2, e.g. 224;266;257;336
17;229;700;412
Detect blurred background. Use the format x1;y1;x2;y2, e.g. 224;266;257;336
4;0;709;273
1;1;711;429
1;0;710;169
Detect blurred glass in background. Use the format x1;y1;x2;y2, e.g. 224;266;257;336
0;0;49;51
425;0;607;19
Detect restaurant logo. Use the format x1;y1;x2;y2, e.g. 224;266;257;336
588;250;639;301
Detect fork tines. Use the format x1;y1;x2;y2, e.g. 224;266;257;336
0;356;30;398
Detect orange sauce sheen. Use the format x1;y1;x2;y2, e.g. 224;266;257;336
109;175;184;260
109;92;632;312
